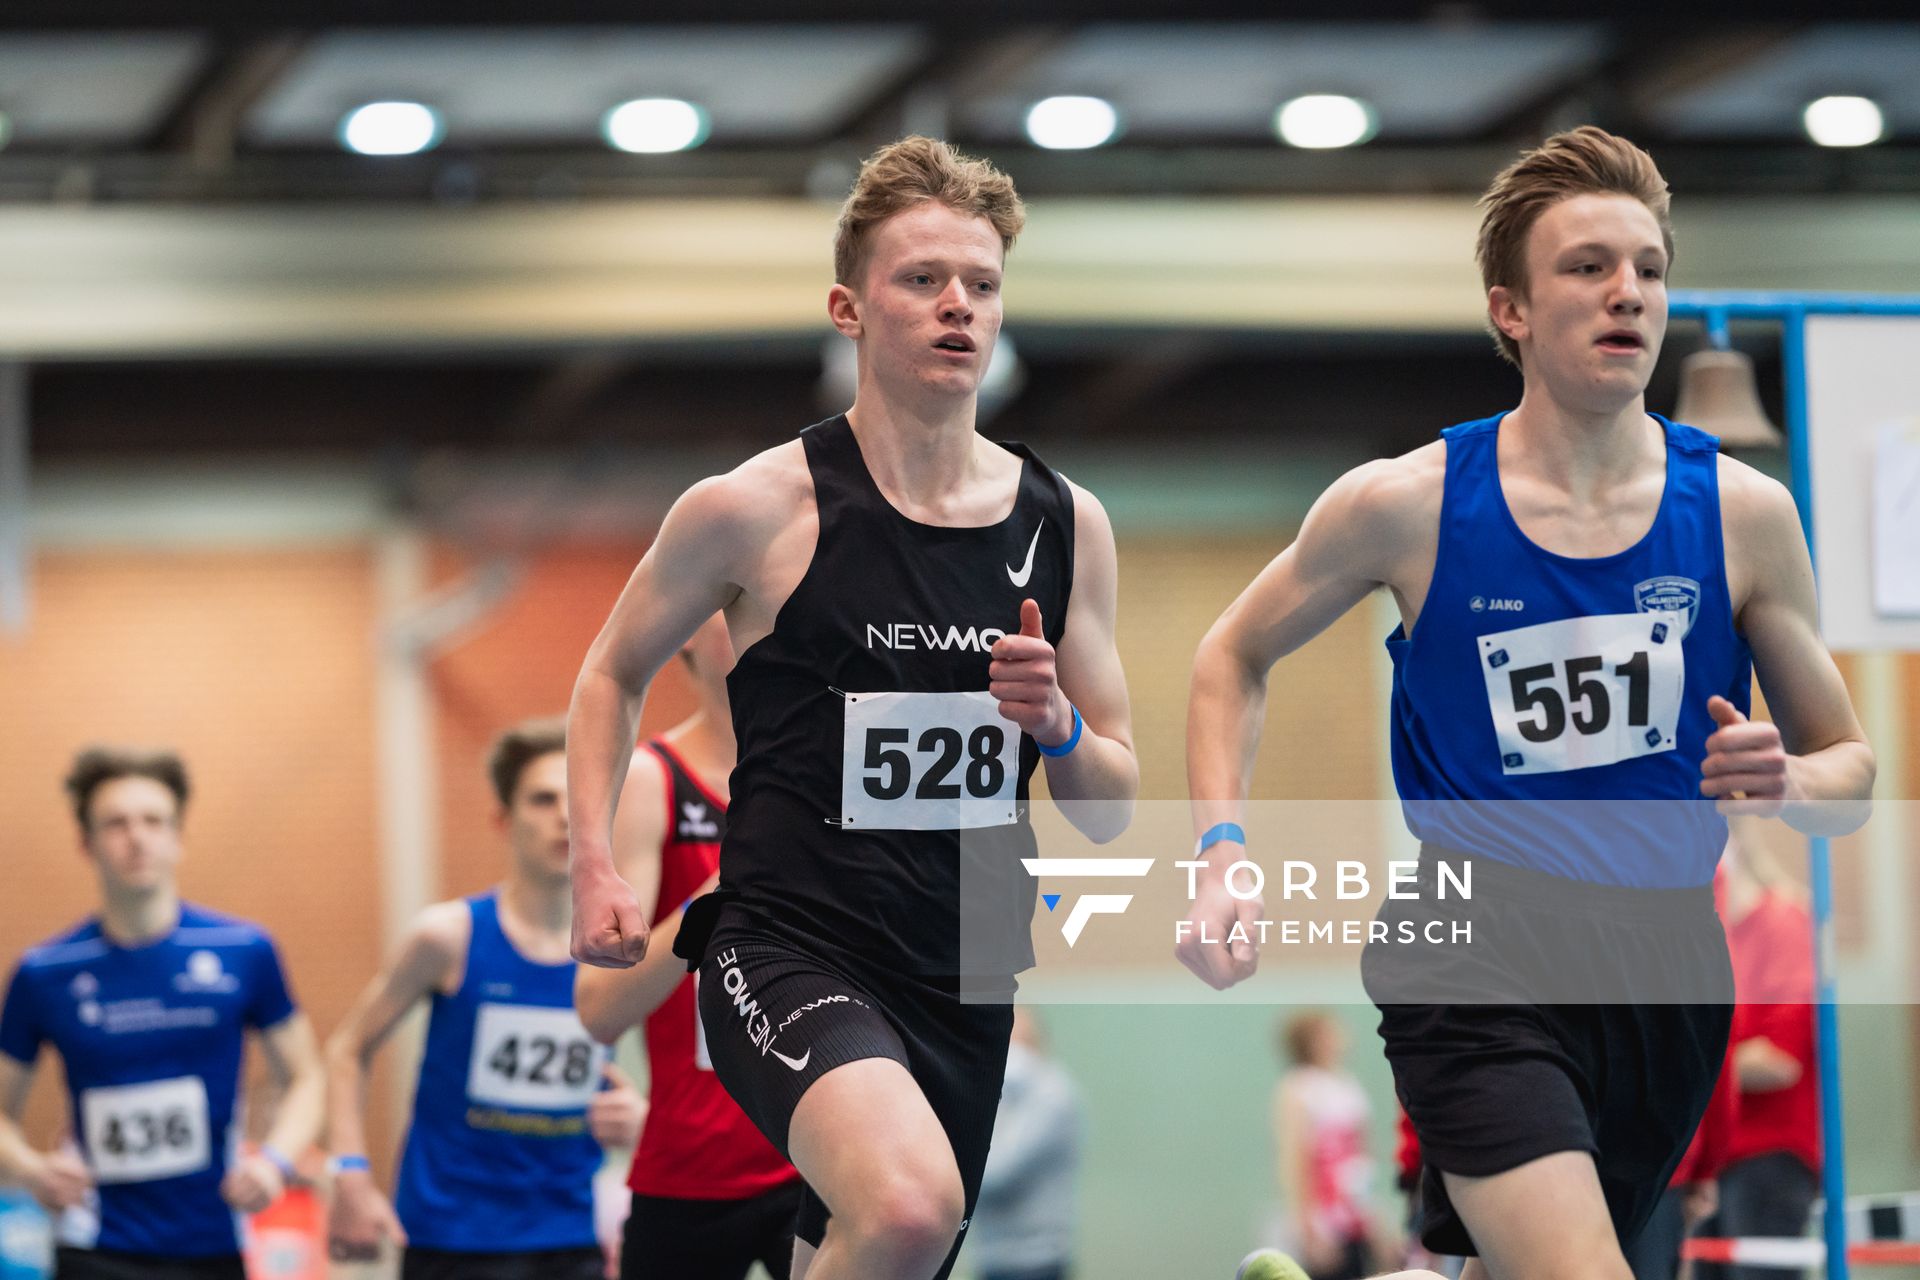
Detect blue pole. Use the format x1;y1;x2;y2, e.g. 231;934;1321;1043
1780;305;1850;1280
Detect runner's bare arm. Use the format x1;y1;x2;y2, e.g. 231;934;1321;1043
568;465;774;967
323;902;465;1258
1714;461;1874;832
1180;451;1438;989
1014;483;1137;842
324;902;466;1162
575;750;703;1042
0;1052;90;1211
1189;455;1434;830
255;1012;325;1169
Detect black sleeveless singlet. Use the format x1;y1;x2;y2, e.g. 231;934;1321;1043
719;415;1076;978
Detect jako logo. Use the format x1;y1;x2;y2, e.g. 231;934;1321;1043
1020;857;1155;946
1470;596;1524;612
866;623;1008;653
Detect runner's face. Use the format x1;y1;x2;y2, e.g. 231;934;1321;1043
83;777;183;895
849;202;1004;404
503;752;570;881
1501;194;1668;410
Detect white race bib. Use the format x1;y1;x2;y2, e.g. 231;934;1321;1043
466;1004;606;1111
81;1076;211;1184
1478;610;1686;776
840;690;1020;831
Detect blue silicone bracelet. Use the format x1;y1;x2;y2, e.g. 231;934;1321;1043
1035;705;1083;758
1196;822;1246;854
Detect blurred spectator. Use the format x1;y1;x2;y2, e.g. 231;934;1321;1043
1627;1047;1737;1280
1392;1109;1462;1280
969;1008;1084;1280
1271;1013;1392;1280
1695;832;1819;1280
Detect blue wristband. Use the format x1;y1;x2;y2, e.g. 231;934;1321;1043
1196;822;1246;854
327;1154;371;1176
1034;705;1083;758
261;1144;297;1180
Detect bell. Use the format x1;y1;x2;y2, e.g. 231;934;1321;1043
1674;347;1785;450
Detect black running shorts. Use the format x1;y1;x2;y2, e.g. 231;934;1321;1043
401;1245;602;1280
54;1250;245;1280
1362;848;1735;1257
622;1179;803;1280
688;900;1015;1280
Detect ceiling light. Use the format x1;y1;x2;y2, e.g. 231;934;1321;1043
1274;95;1377;150
1802;95;1884;148
340;101;441;157
603;98;709;154
1024;96;1119;150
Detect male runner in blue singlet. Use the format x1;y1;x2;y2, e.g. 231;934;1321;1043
1185;127;1874;1280
325;720;644;1279
0;747;325;1280
567;136;1139;1280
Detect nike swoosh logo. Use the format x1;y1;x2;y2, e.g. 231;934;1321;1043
771;1046;811;1072
1006;520;1044;588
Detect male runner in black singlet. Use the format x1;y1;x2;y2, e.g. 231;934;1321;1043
567;137;1138;1280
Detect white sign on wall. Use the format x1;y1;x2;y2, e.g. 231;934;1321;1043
1805;315;1920;651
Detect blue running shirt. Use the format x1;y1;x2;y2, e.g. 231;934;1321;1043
1387;413;1754;887
0;904;296;1257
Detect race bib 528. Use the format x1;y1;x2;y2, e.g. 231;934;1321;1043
1479;610;1686;776
841;690;1020;831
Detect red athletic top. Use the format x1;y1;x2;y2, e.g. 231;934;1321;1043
1395;1106;1421;1192
626;739;798;1200
1671;1052;1738;1186
1724;893;1819;1174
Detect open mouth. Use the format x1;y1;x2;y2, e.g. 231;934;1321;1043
1596;330;1644;354
932;335;975;354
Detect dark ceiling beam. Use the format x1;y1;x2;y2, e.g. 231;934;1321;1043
3;143;1919;204
497;351;637;444
144;34;309;166
825;27;1075;147
1616;25;1807;122
1472;24;1807;145
1064;335;1222;435
7;0;1901;31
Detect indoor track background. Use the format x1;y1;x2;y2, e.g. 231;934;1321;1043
1;7;1917;1279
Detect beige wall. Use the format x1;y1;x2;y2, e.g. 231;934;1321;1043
0;549;386;1149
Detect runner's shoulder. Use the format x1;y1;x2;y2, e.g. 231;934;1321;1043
674;440;813;550
1314;440;1445;551
1715;452;1799;544
403;899;474;970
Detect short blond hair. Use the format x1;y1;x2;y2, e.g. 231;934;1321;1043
1476;126;1674;367
832;136;1026;288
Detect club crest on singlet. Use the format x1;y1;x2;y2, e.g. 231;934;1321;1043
1634;575;1702;639
1478;610;1687;776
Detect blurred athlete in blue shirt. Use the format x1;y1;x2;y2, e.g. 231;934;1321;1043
0;746;325;1280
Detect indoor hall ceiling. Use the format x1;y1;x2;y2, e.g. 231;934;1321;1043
0;15;1911;199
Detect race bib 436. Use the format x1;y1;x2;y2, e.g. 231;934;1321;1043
81;1076;212;1184
1479;610;1686;776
